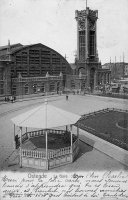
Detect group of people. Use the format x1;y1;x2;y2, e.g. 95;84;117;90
5;96;16;103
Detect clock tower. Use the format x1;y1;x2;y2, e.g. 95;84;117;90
75;6;101;90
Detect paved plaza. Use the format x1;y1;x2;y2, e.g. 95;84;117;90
0;94;128;171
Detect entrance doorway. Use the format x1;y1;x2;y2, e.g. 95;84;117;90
57;82;60;94
90;68;95;92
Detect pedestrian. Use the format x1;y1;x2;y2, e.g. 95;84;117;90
66;95;68;100
10;96;13;103
14;96;16;101
15;134;19;149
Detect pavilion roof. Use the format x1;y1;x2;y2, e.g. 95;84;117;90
11;100;80;129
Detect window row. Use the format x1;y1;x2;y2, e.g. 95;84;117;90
16;56;61;64
12;82;58;95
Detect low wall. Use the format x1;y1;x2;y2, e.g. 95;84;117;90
22;157;48;170
48;154;72;169
22;154;73;170
72;126;128;167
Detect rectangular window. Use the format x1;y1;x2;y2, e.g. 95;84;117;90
71;80;75;89
24;85;29;94
16;56;22;64
29;50;40;64
52;58;60;64
79;30;85;61
40;84;45;92
41;50;50;56
12;85;16;95
0;83;4;94
89;31;95;56
50;83;55;92
41;57;50;64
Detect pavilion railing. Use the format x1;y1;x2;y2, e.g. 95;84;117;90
17;133;28;148
27;129;66;138
17;129;72;150
21;145;72;159
20;130;78;160
22;132;29;143
48;146;71;159
18;129;66;145
22;149;46;159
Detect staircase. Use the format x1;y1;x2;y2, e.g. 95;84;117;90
1;149;19;170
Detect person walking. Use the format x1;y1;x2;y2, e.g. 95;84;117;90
10;96;13;103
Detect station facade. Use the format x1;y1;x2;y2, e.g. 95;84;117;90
0;6;111;99
0;43;71;98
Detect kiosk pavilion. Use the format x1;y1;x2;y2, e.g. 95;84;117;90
11;100;80;170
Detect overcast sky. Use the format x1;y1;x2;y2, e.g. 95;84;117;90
0;0;128;64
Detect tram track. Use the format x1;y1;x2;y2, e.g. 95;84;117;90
0;96;61;118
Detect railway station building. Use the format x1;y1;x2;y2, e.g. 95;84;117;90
0;42;71;98
0;5;111;99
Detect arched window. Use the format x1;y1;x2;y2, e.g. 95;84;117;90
33;84;37;93
24;84;29;95
40;83;45;93
50;82;55;92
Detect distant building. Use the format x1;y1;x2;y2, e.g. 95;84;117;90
125;65;128;76
102;62;128;80
66;6;111;92
0;42;72;98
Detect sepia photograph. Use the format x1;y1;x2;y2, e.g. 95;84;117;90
0;0;128;199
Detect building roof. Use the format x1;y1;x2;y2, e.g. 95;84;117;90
10;43;71;67
0;43;23;51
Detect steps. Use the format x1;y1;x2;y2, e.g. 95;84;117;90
1;149;19;170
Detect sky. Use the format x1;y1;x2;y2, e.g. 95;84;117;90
0;0;128;64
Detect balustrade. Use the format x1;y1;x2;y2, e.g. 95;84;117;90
48;146;71;159
21;146;71;160
27;129;66;138
20;129;79;165
22;149;46;159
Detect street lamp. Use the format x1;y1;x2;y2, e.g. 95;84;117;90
79;71;82;94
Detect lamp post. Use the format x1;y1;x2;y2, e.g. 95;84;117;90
79;71;82;94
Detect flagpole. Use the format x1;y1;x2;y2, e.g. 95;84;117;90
86;0;87;9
